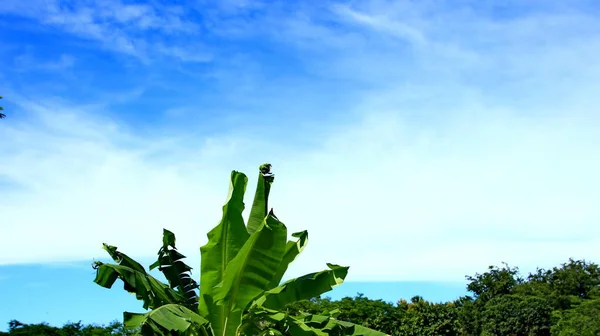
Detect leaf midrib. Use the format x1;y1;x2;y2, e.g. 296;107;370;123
221;231;263;336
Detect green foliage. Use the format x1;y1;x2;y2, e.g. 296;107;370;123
247;163;274;235
149;229;199;307
455;296;481;335
5;166;599;335
528;259;600;300
280;259;600;336
284;294;460;336
466;262;522;303
6;258;600;335
323;294;400;334
394;297;459;336
92;165;387;336
3;320;135;336
459;259;599;335
479;294;552;336
551;298;600;335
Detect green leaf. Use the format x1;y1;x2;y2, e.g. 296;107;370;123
328;320;389;336
299;314;389;336
102;243;147;273
213;212;288;336
91;165;390;336
94;263;183;310
255;263;349;311
94;244;184;309
256;309;325;336
150;229;199;308
124;304;211;336
285;317;328;336
268;230;308;289
247;163;275;235
280;315;329;336
122;312;146;331
198;171;251;334
256;308;388;336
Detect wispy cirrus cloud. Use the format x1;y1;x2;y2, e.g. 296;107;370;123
0;0;207;61
13;52;75;72
331;4;427;45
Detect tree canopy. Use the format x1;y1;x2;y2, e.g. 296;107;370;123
280;258;600;336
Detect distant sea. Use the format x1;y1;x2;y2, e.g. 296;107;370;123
327;280;469;304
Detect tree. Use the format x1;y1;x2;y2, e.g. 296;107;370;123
6;320;63;336
394;297;459;336
545;259;600;299
93;164;387;336
2;320;135;336
517;259;600;310
551;298;600;336
466;262;523;303
325;294;400;335
285;294;461;336
455;296;481;336
461;263;554;335
479;294;552;336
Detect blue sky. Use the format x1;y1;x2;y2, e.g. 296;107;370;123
1;0;600;330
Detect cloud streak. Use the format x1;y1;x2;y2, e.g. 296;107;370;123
0;0;206;61
1;0;599;282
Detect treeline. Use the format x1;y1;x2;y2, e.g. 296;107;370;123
283;258;600;335
3;258;599;335
0;320;134;336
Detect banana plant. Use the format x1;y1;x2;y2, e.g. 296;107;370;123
93;164;387;336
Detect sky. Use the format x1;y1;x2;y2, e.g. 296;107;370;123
1;0;600;330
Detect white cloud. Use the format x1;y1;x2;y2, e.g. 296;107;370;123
1;0;600;283
0;0;204;61
331;4;427;45
13;53;75;72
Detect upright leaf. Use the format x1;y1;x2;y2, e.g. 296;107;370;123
268;230;309;288
198;171;251;332
213;212;288;336
247;163;275;235
150;229;199;308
